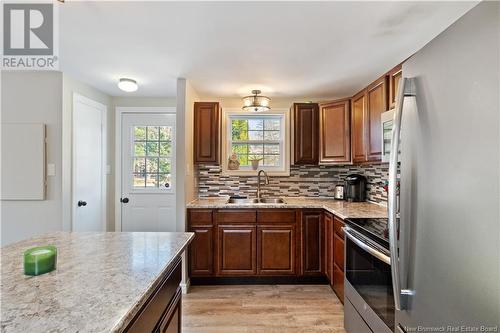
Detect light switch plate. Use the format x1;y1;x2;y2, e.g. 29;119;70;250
47;164;56;176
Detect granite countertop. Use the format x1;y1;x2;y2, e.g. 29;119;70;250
1;231;194;333
187;197;388;219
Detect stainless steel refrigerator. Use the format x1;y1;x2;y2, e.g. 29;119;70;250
388;2;500;332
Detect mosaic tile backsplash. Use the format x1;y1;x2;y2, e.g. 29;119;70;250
196;163;389;204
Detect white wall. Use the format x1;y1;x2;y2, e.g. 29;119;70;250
62;74;113;231
176;78;200;293
176;79;199;233
112;97;176;108
1;71;63;245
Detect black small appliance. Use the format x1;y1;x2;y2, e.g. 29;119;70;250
344;174;367;202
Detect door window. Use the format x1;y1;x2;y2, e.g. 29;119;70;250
132;126;173;189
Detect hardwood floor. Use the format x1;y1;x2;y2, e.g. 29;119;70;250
182;285;346;333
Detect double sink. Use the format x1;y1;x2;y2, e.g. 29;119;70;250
226;197;286;204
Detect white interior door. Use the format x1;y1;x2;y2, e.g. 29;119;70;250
120;113;176;232
73;94;106;231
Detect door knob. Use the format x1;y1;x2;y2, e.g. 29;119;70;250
77;200;87;207
121;197;129;204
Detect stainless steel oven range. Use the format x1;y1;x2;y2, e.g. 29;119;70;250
343;218;394;333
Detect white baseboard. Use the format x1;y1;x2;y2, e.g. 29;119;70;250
180;278;191;294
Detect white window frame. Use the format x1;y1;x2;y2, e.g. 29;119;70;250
222;108;290;176
129;124;175;193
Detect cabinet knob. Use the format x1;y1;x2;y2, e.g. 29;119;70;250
121;197;129;204
77;200;87;207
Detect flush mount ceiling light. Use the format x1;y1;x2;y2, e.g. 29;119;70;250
242;90;271;112
118;78;138;92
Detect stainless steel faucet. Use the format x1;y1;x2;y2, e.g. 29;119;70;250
257;170;269;200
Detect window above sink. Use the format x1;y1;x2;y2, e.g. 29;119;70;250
221;109;290;176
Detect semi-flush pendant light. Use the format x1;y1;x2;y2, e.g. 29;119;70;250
242;90;271;112
118;78;138;92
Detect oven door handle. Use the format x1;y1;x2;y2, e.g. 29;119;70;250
343;226;391;265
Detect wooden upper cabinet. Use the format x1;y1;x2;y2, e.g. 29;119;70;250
388;64;403;109
292;103;319;165
319;99;351;164
366;77;388;162
194;102;220;164
351;91;367;164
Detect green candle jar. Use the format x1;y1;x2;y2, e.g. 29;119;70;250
24;245;57;276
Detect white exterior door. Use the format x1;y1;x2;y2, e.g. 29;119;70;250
120;113;176;232
73;94;106;231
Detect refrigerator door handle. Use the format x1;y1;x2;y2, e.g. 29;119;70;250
388;77;416;311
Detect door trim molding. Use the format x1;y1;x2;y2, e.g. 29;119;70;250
70;93;107;232
115;107;176;232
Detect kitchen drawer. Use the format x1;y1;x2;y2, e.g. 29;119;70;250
344;298;372;333
215;210;256;223
125;258;181;333
257;209;296;223
334;216;345;238
189;209;213;226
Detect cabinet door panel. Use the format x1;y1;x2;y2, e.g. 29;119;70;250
333;216;345;238
351;91;367;163
302;211;323;275
217;225;256;275
366;78;388;162
388;64;403;109
189;227;214;276
333;263;344;303
333;233;344;271
324;213;334;284
194;102;220;164
293;103;319;164
257;225;296;275
319;100;351;164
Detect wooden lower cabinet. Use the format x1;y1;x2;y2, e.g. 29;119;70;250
189;227;214;276
332;263;344;302
188;207;347;303
217;225;256;275
324;213;334;283
302;210;324;275
332;217;345;302
257;224;296;275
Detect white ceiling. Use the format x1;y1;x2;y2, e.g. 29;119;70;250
59;1;477;98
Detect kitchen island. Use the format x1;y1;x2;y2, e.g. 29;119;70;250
1;231;194;333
